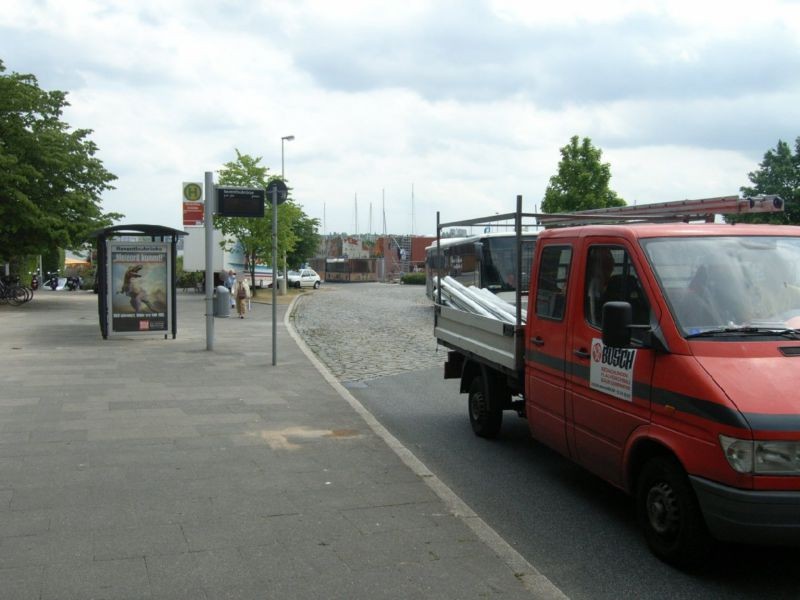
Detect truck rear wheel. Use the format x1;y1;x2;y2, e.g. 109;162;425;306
468;375;502;438
636;456;712;567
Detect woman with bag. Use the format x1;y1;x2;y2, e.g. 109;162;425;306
234;277;250;319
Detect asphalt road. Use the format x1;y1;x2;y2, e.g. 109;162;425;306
293;283;800;599
348;368;800;599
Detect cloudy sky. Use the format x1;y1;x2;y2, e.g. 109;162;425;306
2;0;799;235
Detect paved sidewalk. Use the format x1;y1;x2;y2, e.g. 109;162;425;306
0;291;540;599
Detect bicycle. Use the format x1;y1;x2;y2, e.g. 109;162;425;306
0;278;33;305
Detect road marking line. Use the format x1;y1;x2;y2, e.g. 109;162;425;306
286;296;569;600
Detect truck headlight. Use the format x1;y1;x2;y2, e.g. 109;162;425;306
719;435;753;473
719;436;800;475
754;441;800;474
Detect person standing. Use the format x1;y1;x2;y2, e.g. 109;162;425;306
225;270;236;307
234;277;250;319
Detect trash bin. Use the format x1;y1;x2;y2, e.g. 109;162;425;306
214;285;231;318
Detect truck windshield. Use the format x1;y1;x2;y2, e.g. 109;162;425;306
641;236;800;337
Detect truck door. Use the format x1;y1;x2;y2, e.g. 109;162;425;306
568;241;655;487
526;243;574;457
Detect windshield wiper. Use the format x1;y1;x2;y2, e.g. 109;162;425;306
686;326;800;340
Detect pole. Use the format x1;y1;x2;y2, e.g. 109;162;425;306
515;195;522;328
279;136;293;295
280;139;287;294
204;171;214;351
382;189;387;282
272;185;278;366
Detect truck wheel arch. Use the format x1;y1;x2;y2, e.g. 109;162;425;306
626;437;683;494
459;360;482;394
635;454;712;566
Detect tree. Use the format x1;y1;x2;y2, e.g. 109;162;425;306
0;59;120;262
215;149;318;291
287;212;320;269
727;137;800;224
541;136;625;213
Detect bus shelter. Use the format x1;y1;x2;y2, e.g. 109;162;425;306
89;224;187;339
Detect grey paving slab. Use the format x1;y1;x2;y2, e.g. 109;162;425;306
0;529;93;569
42;557;150;600
0;291;541;599
0;565;43;600
92;523;188;560
146;549;256;600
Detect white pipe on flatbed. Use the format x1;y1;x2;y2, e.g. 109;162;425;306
475;293;518;323
473;287;527;323
442;277;515;323
436;276;528;324
436;277;494;318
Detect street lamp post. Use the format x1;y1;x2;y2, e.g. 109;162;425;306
279;135;294;295
281;135;294;179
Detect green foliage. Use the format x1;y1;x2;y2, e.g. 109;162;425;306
5;255;38;285
542;136;625;213
176;270;201;289
175;256;201;289
0;59;121;262
727;137;800;224
401;272;426;285
80;264;96;290
42;247;63;278
287;213;321;269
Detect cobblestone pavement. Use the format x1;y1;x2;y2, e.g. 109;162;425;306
291;282;445;383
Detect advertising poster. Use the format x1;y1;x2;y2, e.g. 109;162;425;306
107;242;171;334
589;338;636;402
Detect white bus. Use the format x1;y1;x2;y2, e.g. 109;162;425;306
425;232;537;304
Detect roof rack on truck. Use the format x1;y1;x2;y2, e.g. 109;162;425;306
536;194;783;228
435;193;784;328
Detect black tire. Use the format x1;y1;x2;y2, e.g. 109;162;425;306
9;286;27;306
636;456;712;567
468;374;503;438
294;281;301;289
313;281;320;289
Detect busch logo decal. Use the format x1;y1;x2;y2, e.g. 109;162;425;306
589;338;636;402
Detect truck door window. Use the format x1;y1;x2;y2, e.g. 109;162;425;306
585;246;650;330
536;246;572;320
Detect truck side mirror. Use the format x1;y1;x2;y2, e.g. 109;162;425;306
602;301;632;347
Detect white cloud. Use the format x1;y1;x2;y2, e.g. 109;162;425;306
1;0;798;237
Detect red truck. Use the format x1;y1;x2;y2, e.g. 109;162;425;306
435;196;800;566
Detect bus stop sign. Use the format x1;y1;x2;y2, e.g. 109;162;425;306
266;180;288;205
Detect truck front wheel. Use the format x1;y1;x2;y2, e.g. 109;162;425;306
636;456;712;567
468;375;502;438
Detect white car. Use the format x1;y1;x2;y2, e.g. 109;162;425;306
288;268;321;289
267;269;322;289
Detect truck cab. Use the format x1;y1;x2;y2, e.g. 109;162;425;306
525;223;800;564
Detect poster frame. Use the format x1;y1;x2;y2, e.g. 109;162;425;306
105;240;173;336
